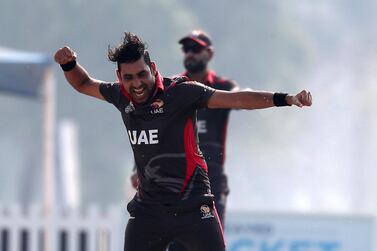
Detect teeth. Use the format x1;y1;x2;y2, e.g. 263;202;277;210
133;87;144;95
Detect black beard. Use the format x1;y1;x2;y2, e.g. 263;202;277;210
184;60;207;73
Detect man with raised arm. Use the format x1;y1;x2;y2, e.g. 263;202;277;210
54;32;312;251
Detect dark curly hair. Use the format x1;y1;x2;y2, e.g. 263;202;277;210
108;32;151;70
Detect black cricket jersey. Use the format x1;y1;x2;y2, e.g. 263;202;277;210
99;74;216;205
183;70;238;195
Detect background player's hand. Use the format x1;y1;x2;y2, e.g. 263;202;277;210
130;172;139;189
286;90;312;107
54;46;77;65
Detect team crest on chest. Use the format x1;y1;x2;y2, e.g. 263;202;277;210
150;99;164;114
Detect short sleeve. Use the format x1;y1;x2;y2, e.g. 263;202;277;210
228;80;239;91
99;82;123;110
169;81;216;109
215;79;239;92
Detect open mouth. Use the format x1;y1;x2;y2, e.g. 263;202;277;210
133;87;144;96
132;86;148;101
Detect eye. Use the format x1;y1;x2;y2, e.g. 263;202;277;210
138;71;147;78
123;75;133;80
182;46;190;53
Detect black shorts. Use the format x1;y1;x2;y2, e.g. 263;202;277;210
167;192;228;251
212;191;228;226
124;197;226;251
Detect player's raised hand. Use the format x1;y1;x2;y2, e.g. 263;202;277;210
286;90;312;107
54;46;77;65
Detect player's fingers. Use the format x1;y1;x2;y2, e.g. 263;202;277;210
62;47;76;61
54;49;67;64
298;90;312;107
308;92;312;105
54;47;76;64
61;46;72;57
301;91;312;106
295;99;303;107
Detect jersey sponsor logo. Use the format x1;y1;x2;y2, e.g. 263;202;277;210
200;204;214;219
150;99;164;114
128;129;159;145
124;102;136;114
197;120;207;134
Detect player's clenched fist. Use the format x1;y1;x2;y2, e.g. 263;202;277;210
54;46;77;65
286;90;312;107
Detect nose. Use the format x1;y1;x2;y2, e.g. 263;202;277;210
131;77;143;88
185;50;195;56
185;53;196;61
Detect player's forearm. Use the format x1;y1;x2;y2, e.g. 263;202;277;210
63;63;92;92
208;89;312;109
208;90;275;109
232;90;275;109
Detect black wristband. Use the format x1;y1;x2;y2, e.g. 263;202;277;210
60;60;77;71
273;93;291;106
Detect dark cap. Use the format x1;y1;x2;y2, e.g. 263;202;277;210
178;30;212;47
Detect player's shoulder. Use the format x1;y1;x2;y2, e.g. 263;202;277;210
163;76;201;89
100;81;121;88
212;74;238;91
99;81;122;95
99;82;131;108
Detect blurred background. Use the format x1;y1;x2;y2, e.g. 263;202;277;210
2;0;377;213
0;0;377;250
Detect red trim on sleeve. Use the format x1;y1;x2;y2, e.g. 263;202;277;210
206;70;216;86
181;118;207;193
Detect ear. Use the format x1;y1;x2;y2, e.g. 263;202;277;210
207;48;214;61
116;69;122;83
150;61;157;75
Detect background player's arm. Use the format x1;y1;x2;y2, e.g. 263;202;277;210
207;89;312;109
130;172;139;189
54;46;106;101
130;163;139;189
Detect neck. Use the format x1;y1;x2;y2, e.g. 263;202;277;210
187;70;209;82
